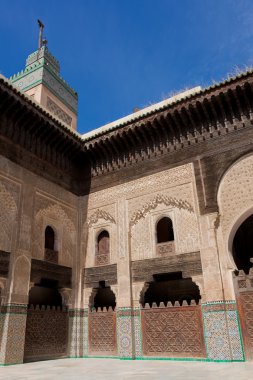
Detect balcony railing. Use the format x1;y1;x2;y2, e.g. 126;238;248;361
156;241;175;257
95;253;109;266
44;248;58;264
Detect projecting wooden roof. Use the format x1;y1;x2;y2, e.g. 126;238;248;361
1;69;253;191
82;70;253;177
0;75;86;194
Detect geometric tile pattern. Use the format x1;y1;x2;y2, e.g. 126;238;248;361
142;305;205;358
133;308;142;358
238;292;253;360
202;301;244;361
0;306;27;365
117;308;133;358
24;306;68;361
68;309;88;357
203;311;231;360
89;310;116;356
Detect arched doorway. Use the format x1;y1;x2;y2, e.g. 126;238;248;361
24;278;69;362
232;214;253;274
89;282;117;356
141;273;205;358
232;215;253;361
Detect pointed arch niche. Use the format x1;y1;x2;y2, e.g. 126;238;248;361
95;230;110;266
44;225;58;264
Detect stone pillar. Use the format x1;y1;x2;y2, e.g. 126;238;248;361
0;181;34;365
69;286;92;358
199;213;244;361
131;282;145;359
116;200;136;359
68;197;89;358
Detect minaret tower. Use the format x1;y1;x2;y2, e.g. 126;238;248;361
10;20;78;130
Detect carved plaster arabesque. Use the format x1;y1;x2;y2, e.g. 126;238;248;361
86;208;117;267
88;163;193;208
218;155;253;270
33;202;76;267
129;194;193;227
87;209;116;227
0;182;18;253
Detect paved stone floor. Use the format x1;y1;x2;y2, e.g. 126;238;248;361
0;358;253;380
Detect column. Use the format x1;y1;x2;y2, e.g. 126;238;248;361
116;199;135;359
200;212;244;361
0;181;33;365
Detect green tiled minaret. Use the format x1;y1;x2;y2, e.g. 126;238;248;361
10;20;78;129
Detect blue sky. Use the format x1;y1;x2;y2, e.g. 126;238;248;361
1;0;253;134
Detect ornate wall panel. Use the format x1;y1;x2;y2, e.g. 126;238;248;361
86;204;117;268
131;252;202;283
0;179;19;253
88;164;194;208
30;259;72;288
24;306;68;361
218;155;253;237
237;292;253;360
0;304;27;365
83;264;117;288
141;305;205;358
68;308;89;357
202;301;244;361
86;164;200;264
89;310;116;356
33;194;77;267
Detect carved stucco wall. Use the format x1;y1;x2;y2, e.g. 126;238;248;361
85;205;117;268
0;157;78;270
216;154;253;299
218;154;253;238
32;195;77;267
85;163;200;264
0;178;20;253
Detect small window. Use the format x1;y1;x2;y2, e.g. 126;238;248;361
45;226;55;250
96;230;110;266
44;226;58;263
156;217;174;243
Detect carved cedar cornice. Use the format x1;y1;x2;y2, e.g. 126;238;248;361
87;209;116;227
130;194;193;227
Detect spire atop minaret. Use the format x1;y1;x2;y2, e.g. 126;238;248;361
9;20;78;130
37;19;44;49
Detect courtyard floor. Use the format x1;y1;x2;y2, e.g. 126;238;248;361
0;358;253;379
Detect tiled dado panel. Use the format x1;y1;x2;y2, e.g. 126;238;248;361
68;309;89;358
116;308;142;359
89;310;117;356
141;304;205;358
202;301;244;361
0;304;27;365
24;306;68;362
237;292;253;361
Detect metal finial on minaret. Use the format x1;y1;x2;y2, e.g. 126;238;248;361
37;19;44;49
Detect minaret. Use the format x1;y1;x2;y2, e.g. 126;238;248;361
9;20;78;130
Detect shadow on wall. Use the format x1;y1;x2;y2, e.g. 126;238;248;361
142;272;201;307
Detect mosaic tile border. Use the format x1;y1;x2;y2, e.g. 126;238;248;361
68;308;89;358
202;301;244;362
117;308;132;358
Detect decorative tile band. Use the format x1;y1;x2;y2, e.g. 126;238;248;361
202;301;244;361
68;308;89;358
133;308;142;358
69;309;88;318
117;308;133;359
202;300;237;313
1;304;28;315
